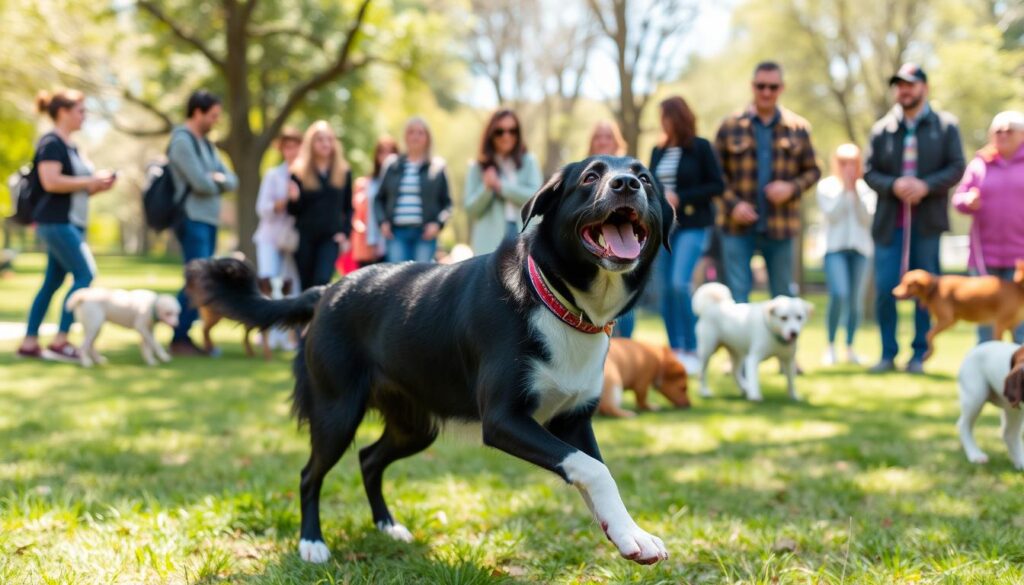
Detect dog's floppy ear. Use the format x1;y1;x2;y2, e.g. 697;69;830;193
521;164;574;229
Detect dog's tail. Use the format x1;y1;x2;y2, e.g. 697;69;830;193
190;257;324;330
692;282;734;317
65;289;88;312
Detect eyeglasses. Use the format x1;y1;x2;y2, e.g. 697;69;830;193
994;127;1021;135
754;83;781;92
492;127;519;138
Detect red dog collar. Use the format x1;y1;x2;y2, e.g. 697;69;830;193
527;256;613;335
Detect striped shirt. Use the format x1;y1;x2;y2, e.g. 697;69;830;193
393;160;424;226
654;147;681;194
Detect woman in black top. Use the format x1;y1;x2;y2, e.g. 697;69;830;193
287;120;353;289
17;89;117;362
650;96;725;369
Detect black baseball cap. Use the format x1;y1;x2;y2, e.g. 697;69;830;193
889;63;927;85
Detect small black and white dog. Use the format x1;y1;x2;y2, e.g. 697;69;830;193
194;156;673;565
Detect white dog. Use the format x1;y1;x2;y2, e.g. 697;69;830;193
956;341;1024;469
693;282;812;401
66;288;181;367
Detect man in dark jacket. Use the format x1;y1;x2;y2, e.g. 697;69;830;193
864;64;966;374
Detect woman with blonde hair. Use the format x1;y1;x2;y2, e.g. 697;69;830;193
376;117;452;262
816;143;876;365
17;89;117;361
287;120;353;289
588;120;627;157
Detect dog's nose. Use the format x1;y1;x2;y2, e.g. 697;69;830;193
609;174;642;195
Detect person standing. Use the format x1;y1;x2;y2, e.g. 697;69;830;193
864;64;966;373
17;89;117;361
586;120;636;338
168;90;238;356
714;61;821;303
351;136;399;268
376;117;451;263
652;97;724;369
953;111;1024;343
464;109;542;255
287;120;353;288
816;144;876;365
253;127;302;284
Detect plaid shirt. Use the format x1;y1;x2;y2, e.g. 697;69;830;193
714;106;821;238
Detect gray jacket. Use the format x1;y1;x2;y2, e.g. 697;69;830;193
864;105;965;245
464;153;542;254
168;125;238;226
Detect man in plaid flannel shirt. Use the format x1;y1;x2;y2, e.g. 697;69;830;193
714;61;821;302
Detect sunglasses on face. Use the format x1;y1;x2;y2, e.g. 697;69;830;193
492;127;519;138
754;83;781;92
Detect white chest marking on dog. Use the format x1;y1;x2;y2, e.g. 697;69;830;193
566;272;631;328
528;310;607;424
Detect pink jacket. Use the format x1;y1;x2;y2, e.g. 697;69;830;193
953;144;1024;271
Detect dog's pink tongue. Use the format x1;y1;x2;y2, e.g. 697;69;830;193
601;223;642;259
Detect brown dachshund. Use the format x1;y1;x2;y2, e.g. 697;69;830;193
892;260;1024;361
600;338;690;418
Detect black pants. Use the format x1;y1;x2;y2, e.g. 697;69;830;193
295;234;338;290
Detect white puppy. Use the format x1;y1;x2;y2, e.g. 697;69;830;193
956;341;1024;469
693;282;811;401
66;288;181;367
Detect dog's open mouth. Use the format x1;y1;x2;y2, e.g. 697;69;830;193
580;207;649;262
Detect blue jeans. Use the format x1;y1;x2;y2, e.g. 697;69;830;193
973;266;1024;343
824;250;867;346
874;227;940;361
387;226;437;263
173;219;218;342
660;227;710;351
720;231;794;302
27;224;95;335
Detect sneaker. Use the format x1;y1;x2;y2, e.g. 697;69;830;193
905;360;925;374
822;345;837;366
42;342;80;363
16;345;42;359
868;359;896;373
170;339;209;357
845;348;861;365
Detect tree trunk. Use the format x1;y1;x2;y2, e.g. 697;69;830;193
233;151;262;259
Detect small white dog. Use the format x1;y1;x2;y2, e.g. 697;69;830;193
66;288;181;367
956;341;1024;469
693;282;812;401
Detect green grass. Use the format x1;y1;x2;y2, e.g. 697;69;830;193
2;254;1023;584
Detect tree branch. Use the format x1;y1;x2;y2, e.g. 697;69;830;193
137;0;226;70
260;0;374;152
249;23;326;48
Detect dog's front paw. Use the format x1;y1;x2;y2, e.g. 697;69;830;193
604;522;669;565
80;358;93;368
157;352;171;363
967;452;989;465
746;392;763;402
377;521;413;542
298;539;331;563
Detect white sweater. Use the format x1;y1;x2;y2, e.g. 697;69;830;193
816;176;876;257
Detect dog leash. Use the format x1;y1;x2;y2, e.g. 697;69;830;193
969;218;988;276
900;200;912;277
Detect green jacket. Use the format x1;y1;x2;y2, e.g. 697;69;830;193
463;153;542;254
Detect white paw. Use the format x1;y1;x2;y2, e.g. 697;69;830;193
157;352;172;363
298;539;331;563
604;522;668;565
746;393;763;402
378;521;413;542
967;452;989;464
80;359;93;368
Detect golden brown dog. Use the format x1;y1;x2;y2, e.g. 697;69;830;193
600;338;690;418
892;260;1024;361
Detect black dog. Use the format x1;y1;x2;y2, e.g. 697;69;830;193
194;156;673;564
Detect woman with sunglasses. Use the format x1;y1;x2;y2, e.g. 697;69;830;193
464;109;542;255
953;111;1024;344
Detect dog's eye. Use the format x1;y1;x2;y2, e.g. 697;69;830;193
639;175;652;185
582;171;600;185
781;315;789;321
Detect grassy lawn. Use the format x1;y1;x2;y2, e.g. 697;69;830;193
2;254;1023;584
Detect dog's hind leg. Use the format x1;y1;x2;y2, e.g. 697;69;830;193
957;376;990;464
297;370;370;564
359;412;438;541
1001;407;1024;470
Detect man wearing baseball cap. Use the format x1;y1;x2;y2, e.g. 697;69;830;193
864;63;966;374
